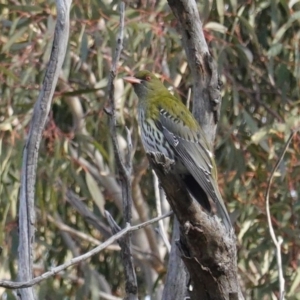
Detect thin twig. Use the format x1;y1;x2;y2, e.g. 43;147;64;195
132;159;164;271
125;126;133;171
265;130;296;300
104;3;138;299
44;211;120;251
105;210;122;234
153;171;171;252
99;291;122;300
0;212;172;289
104;2;131;221
65;188;111;238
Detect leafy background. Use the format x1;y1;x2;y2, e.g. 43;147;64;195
0;0;300;299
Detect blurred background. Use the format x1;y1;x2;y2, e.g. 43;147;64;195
0;0;299;299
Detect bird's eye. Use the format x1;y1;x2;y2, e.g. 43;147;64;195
145;75;151;81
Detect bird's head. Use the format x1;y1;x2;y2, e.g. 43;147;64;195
124;70;166;101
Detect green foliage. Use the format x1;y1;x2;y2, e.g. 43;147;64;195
0;0;299;299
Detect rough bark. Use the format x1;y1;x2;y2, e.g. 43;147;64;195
162;218;188;300
149;154;243;300
168;0;222;143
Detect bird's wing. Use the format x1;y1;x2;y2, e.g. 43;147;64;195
157;107;232;230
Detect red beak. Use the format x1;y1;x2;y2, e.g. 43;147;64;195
123;76;142;84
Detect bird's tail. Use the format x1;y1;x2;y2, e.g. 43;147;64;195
184;175;232;231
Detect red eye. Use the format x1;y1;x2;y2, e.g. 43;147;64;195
145;75;151;81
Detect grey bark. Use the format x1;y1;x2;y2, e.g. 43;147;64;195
162;218;188;300
168;0;222;143
17;0;72;299
149;153;243;300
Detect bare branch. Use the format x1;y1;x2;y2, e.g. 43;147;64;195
43;211;120;250
65;188;112;239
265;131;297;300
104;2;131;221
167;0;222;144
162;218;189;300
105;211;122;233
153;171;171;252
149;153;243;300
104;3;138;299
0;212;172;290
131;160;164;273
99;291;122;300
17;0;72;299
69;145;124;211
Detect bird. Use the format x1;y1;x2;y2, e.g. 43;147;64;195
124;70;232;231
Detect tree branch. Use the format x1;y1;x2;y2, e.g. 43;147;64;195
104;3;138;299
0;212;172;290
65;188;112;239
17;0;72;299
148;153;243;300
153;171;171;252
42;210;119;250
265;131;297;300
167;0;222;143
162;218;189;300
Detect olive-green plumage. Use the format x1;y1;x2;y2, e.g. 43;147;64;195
124;70;232;231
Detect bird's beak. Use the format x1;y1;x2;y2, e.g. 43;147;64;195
123;76;142;84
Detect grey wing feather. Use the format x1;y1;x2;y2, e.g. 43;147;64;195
158;112;232;231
